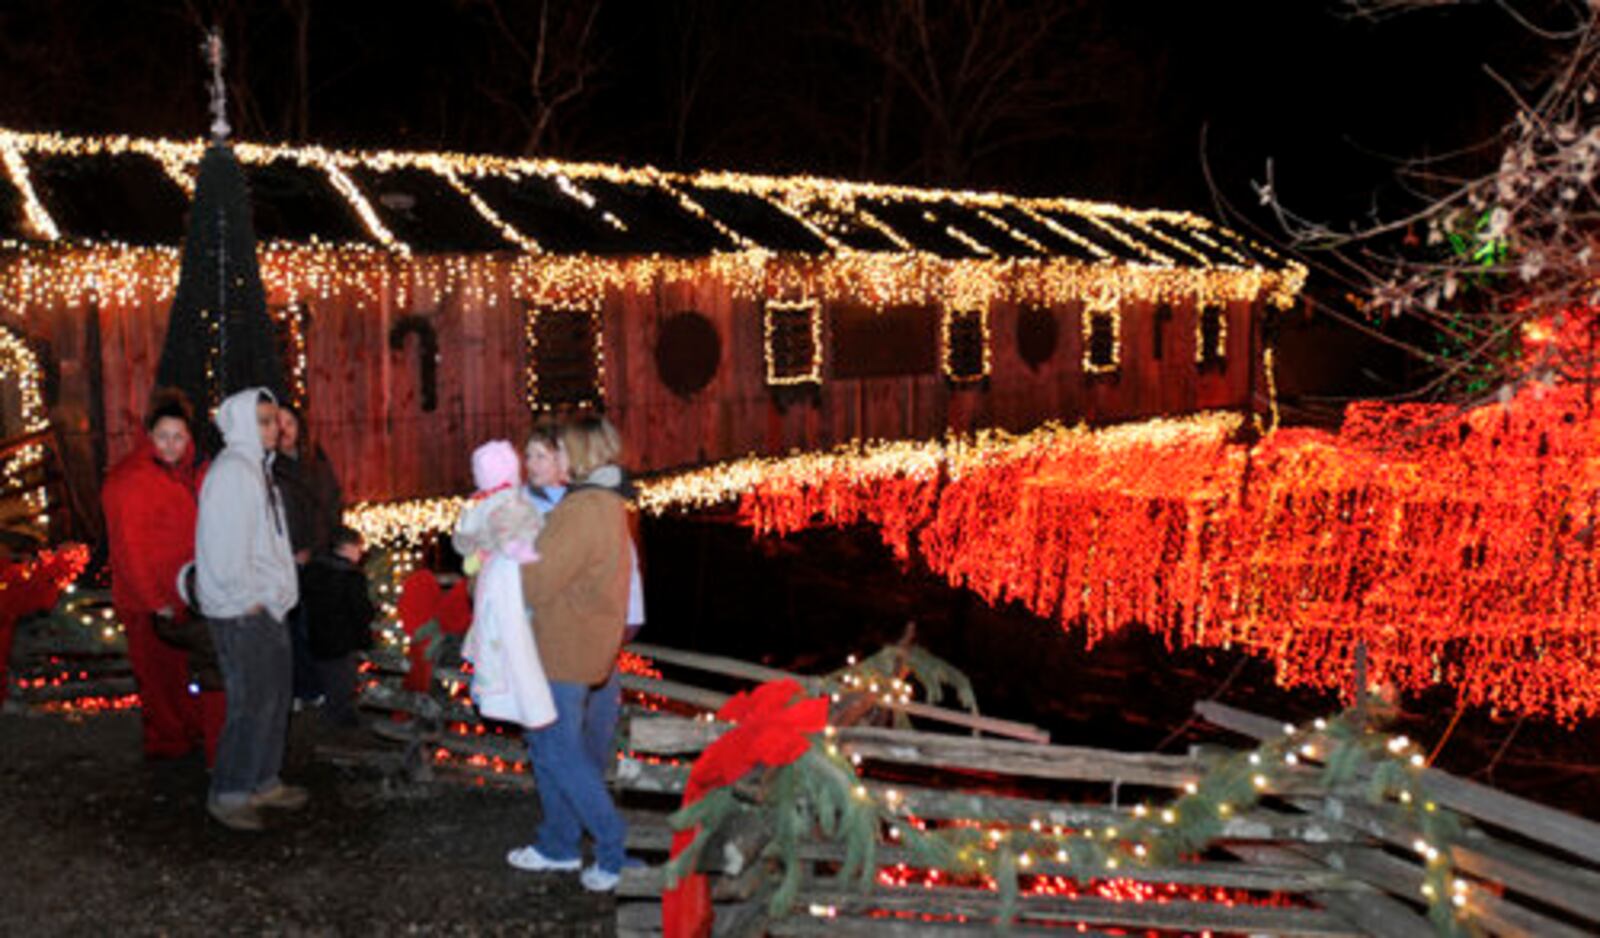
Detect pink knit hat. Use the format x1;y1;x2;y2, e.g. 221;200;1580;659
471;439;521;493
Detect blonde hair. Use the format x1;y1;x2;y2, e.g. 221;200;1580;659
559;415;622;480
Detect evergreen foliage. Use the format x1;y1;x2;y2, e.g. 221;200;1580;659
155;144;284;452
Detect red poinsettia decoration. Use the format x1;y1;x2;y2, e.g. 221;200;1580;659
395;569;473;692
663;679;829;938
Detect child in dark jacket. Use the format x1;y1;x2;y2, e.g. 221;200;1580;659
300;527;376;727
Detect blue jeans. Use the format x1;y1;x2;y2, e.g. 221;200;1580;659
526;678;626;873
208;611;292;804
584;668;621;775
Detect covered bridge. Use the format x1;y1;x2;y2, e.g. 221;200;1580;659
0;127;1303;522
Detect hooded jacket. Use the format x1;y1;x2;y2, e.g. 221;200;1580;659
101;436;206;615
194;389;299;621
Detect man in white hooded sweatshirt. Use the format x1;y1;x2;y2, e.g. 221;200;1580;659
195;388;307;830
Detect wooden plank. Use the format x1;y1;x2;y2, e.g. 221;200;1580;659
1227;843;1434;938
631;715;1197;785
1290;794;1600;926
665;717;1203;786
1197;699;1600;865
620;823;1359;895
615;757;692;794
614;753;1354;847
628;714;1350;792
1318;843;1595;938
768;915;1127;937
791;884;1361;936
620;673;730;711
627;642;1050;742
628;641;808;688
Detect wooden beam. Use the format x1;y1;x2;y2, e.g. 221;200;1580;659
791;884;1362;936
628;641;815;689
621;672;730;711
1316;842;1595;938
1289;794;1600;926
768;920;1128;938
628;641;1050;742
621;820;1364;896
1226;843;1434;938
630;714;1277;790
1196;699;1600;866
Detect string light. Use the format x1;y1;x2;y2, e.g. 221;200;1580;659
736;327;1600;721
763;298;824;386
439;166;543;254
0;325;51;516
1081;296;1122;375
523;298;605;412
0;127;1306;320
1;139;59;241
270;301;310;408
1195;303;1227;364
940;305;991;383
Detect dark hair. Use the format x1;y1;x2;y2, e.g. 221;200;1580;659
277;401;315;456
145;388;194;432
329;525;363;551
526;417;561;453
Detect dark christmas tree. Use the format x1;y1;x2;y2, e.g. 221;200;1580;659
155;33;284;454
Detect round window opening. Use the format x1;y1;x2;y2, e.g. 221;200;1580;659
654;311;722;397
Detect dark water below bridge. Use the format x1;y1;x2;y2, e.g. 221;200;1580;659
637;513;1600;818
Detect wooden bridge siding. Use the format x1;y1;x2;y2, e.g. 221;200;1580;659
9;252;1262;506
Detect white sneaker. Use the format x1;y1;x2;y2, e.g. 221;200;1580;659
207;799;264;832
506;845;581;872
580;864;620;893
249;783;310;811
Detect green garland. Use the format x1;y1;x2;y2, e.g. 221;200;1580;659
666;682;1473;934
821;644;979;726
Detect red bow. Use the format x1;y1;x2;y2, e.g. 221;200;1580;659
394;569;471;693
395;569;471;637
663;679;829;938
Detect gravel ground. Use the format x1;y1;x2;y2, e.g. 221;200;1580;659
0;707;614;937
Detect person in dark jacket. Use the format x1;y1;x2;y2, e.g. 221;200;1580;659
300;526;375;728
273;405;343;559
272;404;343;705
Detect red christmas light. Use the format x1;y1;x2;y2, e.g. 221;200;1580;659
739;319;1600;722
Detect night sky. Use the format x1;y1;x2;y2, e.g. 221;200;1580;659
0;1;1556;232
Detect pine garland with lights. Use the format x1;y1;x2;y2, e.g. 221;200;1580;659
665;687;1476;935
823;644;978;726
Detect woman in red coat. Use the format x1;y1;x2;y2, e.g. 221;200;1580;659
101;392;217;760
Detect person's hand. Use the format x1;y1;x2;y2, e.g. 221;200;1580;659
295;549;311;564
156;605;175;618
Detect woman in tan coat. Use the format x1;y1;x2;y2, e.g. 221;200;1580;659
506;416;632;892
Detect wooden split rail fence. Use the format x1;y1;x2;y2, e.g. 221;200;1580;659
343;642;1600;937
12;615;1599;938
